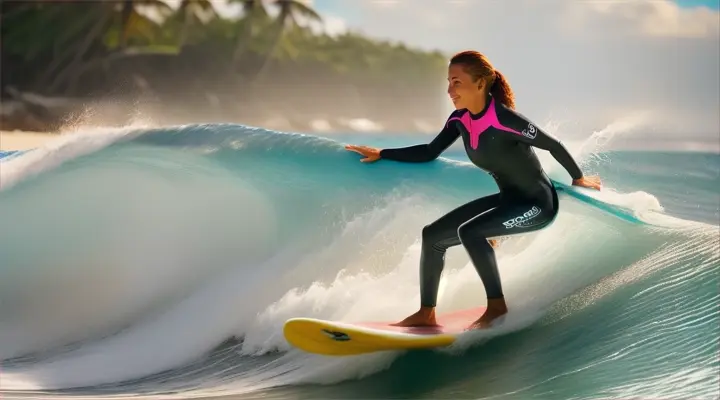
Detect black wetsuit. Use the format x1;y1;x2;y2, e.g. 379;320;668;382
379;94;583;306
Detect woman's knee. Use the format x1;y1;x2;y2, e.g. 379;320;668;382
422;223;458;252
421;224;436;243
457;220;486;243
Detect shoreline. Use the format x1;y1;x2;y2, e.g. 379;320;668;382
0;130;59;151
1;88;440;141
3;129;717;154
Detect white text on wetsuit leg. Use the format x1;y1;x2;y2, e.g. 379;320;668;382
503;206;541;229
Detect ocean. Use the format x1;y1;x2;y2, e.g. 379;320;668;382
0;123;718;400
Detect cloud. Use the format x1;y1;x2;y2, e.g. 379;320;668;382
333;0;720;140
169;0;347;36
304;13;348;37
285;0;348;36
581;0;719;38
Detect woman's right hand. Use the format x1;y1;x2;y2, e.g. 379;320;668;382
572;175;602;191
345;144;381;163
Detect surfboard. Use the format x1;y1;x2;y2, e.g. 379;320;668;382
551;179;647;225
283;307;486;356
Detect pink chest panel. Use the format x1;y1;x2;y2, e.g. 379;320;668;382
447;99;521;149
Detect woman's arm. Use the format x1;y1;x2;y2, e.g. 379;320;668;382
497;107;583;180
379;123;461;163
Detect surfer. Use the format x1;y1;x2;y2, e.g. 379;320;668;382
345;50;602;330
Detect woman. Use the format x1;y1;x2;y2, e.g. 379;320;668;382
345;50;602;330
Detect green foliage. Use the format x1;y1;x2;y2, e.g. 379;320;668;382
1;0;448;96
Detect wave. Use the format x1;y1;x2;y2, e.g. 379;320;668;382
0;124;716;399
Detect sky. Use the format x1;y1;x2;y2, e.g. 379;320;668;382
304;0;719;141
676;0;720;8
205;0;719;144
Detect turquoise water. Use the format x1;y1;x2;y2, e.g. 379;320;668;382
0;124;717;399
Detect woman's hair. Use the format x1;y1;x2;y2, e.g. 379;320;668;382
449;50;516;110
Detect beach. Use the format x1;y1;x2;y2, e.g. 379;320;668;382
0;130;58;151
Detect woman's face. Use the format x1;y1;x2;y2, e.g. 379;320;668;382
447;63;485;110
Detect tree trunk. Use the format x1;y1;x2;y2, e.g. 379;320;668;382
48;12;112;94
251;20;285;85
178;5;193;48
233;16;256;66
119;0;134;49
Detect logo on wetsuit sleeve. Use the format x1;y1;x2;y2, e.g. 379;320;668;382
521;124;537;139
503;206;542;229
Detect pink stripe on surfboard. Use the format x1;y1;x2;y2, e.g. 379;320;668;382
354;306;487;335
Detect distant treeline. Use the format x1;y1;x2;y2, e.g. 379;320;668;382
1;1;450;132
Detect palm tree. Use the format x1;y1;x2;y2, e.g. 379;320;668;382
3;1;119;91
47;0;173;92
175;0;219;49
117;0;174;49
252;0;322;83
230;0;269;65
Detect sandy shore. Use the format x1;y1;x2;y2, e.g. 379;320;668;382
0;130;59;151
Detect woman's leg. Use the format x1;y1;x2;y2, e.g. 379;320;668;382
392;193;501;327
458;196;558;329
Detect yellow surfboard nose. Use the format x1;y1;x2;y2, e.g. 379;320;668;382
283;317;457;356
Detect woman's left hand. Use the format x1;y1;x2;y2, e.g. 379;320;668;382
572;175;602;191
345;144;381;163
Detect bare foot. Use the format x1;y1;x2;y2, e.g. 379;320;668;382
466;298;508;330
391;306;439;327
488;239;499;249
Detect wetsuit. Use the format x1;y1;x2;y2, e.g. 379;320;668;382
379;94;583;306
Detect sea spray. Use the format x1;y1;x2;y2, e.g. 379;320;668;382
0;123;716;399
